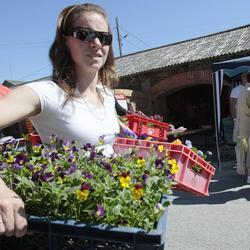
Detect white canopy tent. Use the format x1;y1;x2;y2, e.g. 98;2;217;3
212;56;250;170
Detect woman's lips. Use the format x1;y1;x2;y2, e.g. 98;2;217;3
87;53;102;58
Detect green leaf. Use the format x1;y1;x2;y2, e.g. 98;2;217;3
163;200;170;207
112;204;122;215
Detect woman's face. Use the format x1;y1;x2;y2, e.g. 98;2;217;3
65;11;110;75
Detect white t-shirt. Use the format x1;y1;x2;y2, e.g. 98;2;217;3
230;84;245;99
26;81;120;147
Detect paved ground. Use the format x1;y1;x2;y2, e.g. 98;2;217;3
164;160;250;250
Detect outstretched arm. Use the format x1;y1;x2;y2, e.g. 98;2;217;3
0;85;41;129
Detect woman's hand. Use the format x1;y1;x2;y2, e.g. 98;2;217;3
0;179;27;237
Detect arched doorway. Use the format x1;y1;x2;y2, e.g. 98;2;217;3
164;85;214;129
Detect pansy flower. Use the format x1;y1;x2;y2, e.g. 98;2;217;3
119;172;131;188
168;158;179;174
141;170;150;184
95;204;105;219
155;158;164;168
131;183;144;200
99;160;112;173
49;134;58;145
157;145;164;153
75;183;91;202
136;157;145;167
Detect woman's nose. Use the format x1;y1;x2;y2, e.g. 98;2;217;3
90;37;102;48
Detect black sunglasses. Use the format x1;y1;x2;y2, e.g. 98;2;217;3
66;27;112;46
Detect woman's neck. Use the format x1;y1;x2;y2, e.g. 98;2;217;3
75;70;99;96
74;70;104;106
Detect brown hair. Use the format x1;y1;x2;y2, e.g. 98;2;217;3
49;3;119;99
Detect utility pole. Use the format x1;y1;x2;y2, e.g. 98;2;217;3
115;17;122;56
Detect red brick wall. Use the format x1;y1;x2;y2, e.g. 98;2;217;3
151;69;212;98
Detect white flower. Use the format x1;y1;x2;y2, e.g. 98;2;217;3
185;140;193;148
197;150;204;156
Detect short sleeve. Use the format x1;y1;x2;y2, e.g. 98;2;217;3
230;87;239;98
25;81;62;113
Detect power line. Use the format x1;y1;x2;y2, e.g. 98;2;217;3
122;38;144;51
18;65;51;81
119;25;151;49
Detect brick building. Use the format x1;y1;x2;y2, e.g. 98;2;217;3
115;24;250;129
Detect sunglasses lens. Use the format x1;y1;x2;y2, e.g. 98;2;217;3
85;31;97;42
75;30;88;41
100;33;112;45
72;28;112;45
86;31;112;45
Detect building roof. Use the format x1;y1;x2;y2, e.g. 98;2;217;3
115;24;250;77
2;80;26;87
2;76;51;87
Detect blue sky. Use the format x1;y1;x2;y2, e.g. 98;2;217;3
1;0;250;83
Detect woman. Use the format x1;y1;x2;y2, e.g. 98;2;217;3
0;3;123;237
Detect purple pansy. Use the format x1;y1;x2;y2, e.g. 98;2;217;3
155;158;164;168
15;153;28;165
100;160;112;173
95;204;105;218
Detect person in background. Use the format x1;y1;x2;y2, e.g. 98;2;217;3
234;73;250;183
230;78;246;119
0;3;128;237
230;74;247;170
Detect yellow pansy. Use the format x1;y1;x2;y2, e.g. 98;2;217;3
119;176;131;188
75;189;90;202
7;155;14;163
165;149;169;157
168;159;179;174
33;145;42;154
157;145;164;153
131;187;144;200
63;145;70;152
137;158;146;167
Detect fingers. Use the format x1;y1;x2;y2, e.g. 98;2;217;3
0;197;27;237
0;201;15;237
14;204;27;237
0;214;5;236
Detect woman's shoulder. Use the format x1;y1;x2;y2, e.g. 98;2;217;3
26;79;58;89
25;80;65;95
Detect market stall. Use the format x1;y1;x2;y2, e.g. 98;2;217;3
212;56;250;170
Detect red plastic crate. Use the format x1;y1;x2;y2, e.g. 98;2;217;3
125;114;170;141
113;137;216;196
29;133;42;145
